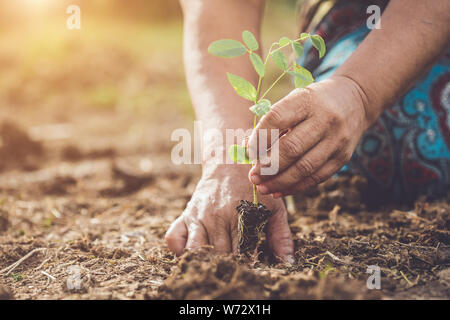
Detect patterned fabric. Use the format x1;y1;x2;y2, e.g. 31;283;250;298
297;0;450;204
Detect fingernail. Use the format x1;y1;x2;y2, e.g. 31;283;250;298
258;185;269;194
272;192;283;199
250;174;261;185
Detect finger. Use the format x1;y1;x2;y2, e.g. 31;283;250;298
249;118;325;184
165;216;188;256
184;214;209;250
277;158;345;196
255;139;335;194
247;89;311;159
266;204;294;264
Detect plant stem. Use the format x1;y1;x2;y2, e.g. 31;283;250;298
260;70;287;100
258;35;310;99
250;46;274;205
270;34;310;55
251;86;261;205
251;114;258;205
249;40;293;205
252;184;258;205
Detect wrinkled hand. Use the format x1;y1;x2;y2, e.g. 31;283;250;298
165;164;294;263
248;75;370;197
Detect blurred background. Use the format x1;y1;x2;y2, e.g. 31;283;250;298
0;0;299;173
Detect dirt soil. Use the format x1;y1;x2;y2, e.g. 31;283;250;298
0;109;449;300
237;200;272;257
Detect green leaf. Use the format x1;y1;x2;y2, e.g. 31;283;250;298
300;33;309;41
227;73;257;101
228;144;250;164
289;64;314;88
249;52;265;77
279;36;291;47
242;30;259;51
208;39;246;58
249;99;271;116
271;50;289;71
310;35;326;58
292;42;304;58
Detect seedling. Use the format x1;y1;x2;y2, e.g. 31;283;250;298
209;31;325;256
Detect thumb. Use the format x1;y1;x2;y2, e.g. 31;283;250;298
165;216;188;256
266;205;295;264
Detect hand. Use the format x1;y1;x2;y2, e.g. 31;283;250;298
247;75;370;197
165;164;294;263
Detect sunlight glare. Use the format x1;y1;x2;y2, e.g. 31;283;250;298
19;0;58;13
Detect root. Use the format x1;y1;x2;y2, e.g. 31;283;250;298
236;200;272;257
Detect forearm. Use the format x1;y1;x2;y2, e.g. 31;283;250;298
334;0;450;125
181;0;264;137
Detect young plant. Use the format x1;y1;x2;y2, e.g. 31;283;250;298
208;31;325;256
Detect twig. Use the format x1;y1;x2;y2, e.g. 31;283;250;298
392;210;431;223
89;270;106;275
395;241;434;250
41;270;56;281
351;240;370;245
325;251;343;263
306;254;322;262
400;270;413;286
325;251;361;267
55;260;78;272
35;256;52;271
410;252;434;266
0;248;46;276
